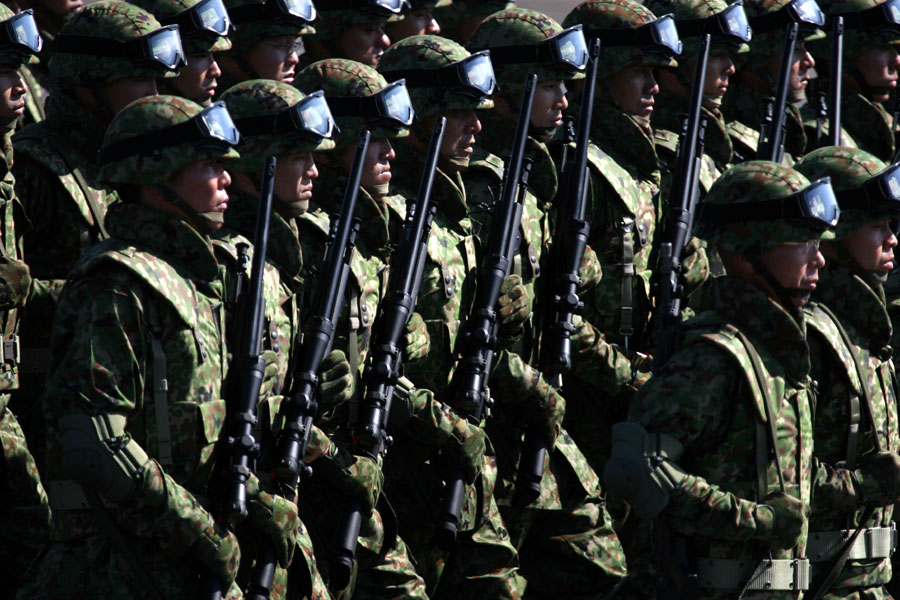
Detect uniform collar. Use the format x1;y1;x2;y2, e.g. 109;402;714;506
591;101;661;186
721;83;808;159
813;262;893;352
392;141;470;225
842;91;896;163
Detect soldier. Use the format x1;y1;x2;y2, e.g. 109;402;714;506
794;146;900;598
10;0;183;472
23;96;264;599
606;161;841;597
721;0;824;162
385;0;445;41
378;35;525;598
0;5;50;597
133;0;233;105
464;8;628;597
431;0;514;44
217;0;314;88
805;0;900;162
300;0;406;68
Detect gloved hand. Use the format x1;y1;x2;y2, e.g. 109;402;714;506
0;257;31;310
855;451;900;507
497;274;532;339
754;492;808;550
403;312;430;362
578;244;603;291
245;473;300;568
317;349;355;410
441;415;486;484
190;513;241;587
315;449;384;513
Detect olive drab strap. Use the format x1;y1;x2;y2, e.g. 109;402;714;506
347;284;361;429
147;299;174;468
620;220;635;345
818;304;884;454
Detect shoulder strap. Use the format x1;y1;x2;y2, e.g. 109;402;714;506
147;299;173;468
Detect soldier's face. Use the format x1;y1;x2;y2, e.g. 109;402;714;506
386;9;440;41
531;80;568;129
840;220;897;273
336;135;395;187
0;67;26;122
333;22;391;66
169;159;232;231
605;65;659;119
703;51;736;100
246;36;301;84
765;40;814;97
96;76;158;116
852;45;900;104
758;240;825;307
168;52;221;103
436;108;481;160
274;152;317;216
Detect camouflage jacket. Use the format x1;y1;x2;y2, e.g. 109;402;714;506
721;79;807;163
799;80;859;153
0;131;24;392
630;276;855;588
12;94;119;373
841;90;896;164
805;264;899;591
39;201;231;598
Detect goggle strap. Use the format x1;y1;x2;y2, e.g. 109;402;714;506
583;27;641;47
700;197;824;224
229;1;313;25
382;67;452;89
321;0;407;16
97;118;230;167
327;95;377;117
750;6;821;34
53;33;182;68
471;44;544;66
837;4;900;31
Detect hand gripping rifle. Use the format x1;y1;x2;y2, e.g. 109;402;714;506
514;39;602;509
757;22;800;162
434;74;537;551
652;35;711;600
245;131;369;599
327;117;446;591
203;156;276;600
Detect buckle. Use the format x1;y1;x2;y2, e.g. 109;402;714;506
1;334;20;365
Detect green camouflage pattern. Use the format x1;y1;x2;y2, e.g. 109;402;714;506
308;3;403;41
220;79;335;173
805;262;899;595
721;79;809;162
295;59;410;148
562;0;678;77
814;0;900;60
843;89;897;164
699;160;836;253
643;0;750;55
48;0;181;87
132;0;232;53
378;35;494;120
739;0;825;71
224;0;312;50
31;201;234;599
466;8;585;90
795;145;896;238
98;95;240;186
800;90;861;157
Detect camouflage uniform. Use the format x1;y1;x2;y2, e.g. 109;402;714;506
379;36;525;599
795;147;900;598
0;7;51;596
612;161;852;599
23;96;245;599
464;9;628;597
10;0;180;467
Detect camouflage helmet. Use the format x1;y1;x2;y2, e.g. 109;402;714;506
295;58;410;147
467;8;586;95
643;0;751;55
378;34;494;121
224;0;314;53
810;0;900;66
220;78;335;172
0;4;41;67
97;94;239;185
310;0;408;41
795;146;900;237
699;160;839;253
432;0;514;41
563;0;679;79
132;0;233;54
49;1;183;88
738;0;826;70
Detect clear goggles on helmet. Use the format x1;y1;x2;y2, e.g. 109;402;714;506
97;101;240;167
235;90;338;141
0;9;42;56
586;14;683;58
325;0;411;17
54;24;187;71
473;25;589;74
677;0;752;45
836;162;900;215
700;177;840;231
228;0;316;27
165;0;234;38
327;79;415;129
749;0;825;34
841;0;900;32
383;50;496;99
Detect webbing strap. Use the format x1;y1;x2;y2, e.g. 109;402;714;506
347;285;361;429
696;557;810;590
147;300;173;468
619;221;635;340
808;523;897;562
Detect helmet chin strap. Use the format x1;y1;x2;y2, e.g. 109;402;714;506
153;183;224;234
746;254;811;308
